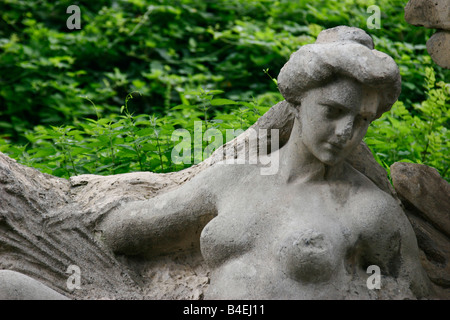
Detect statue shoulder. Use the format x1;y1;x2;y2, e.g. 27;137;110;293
180;161;257;196
345;162;405;223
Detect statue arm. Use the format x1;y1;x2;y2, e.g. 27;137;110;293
98;168;219;257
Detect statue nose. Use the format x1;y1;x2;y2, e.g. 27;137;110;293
335;117;354;142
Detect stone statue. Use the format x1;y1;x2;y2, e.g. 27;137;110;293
99;26;431;299
0;26;436;299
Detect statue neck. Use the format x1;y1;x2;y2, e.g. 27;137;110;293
280;117;345;184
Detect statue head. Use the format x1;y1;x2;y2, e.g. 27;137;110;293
277;26;401;165
277;26;401;120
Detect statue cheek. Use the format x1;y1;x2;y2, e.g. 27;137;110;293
303;115;330;140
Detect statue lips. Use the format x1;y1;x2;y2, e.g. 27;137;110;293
326;141;345;153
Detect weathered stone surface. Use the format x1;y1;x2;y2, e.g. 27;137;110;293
0;152;143;300
427;31;450;69
404;0;450;69
405;0;450;30
345;141;398;200
406;213;450;297
128;252;210;300
390;162;450;298
315;25;374;49
391;162;450;238
0;270;69;300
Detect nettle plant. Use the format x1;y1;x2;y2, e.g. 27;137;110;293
365;67;449;181
0;70;447;182
0;89;272;179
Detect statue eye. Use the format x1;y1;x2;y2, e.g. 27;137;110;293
322;105;343;118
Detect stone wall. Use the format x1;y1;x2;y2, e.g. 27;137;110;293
405;0;450;69
391;162;450;298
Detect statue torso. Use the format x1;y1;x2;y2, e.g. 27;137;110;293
200;163;405;299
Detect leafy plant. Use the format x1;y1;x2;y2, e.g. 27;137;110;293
0;0;448;182
0;90;271;178
365;67;449;181
1;0;448;143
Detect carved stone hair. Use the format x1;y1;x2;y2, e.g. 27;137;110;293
277;26;401;119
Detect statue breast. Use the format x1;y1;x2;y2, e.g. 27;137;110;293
200;213;256;268
276;228;340;283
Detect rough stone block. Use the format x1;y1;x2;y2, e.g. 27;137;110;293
391;162;450;238
405;0;450;30
427;31;450;69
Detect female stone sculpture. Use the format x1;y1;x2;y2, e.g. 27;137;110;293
98;26;432;299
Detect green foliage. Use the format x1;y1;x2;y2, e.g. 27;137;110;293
1;0;448;140
365;67;449;181
0;90;271;178
0;0;448;181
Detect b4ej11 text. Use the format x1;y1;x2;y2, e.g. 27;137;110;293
183;304;264;317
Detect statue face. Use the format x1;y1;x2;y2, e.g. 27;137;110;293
299;77;379;166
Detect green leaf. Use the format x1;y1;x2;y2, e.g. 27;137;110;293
136;128;154;136
171;104;191;110
67;130;85;136
210;99;238;106
29;148;56;158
